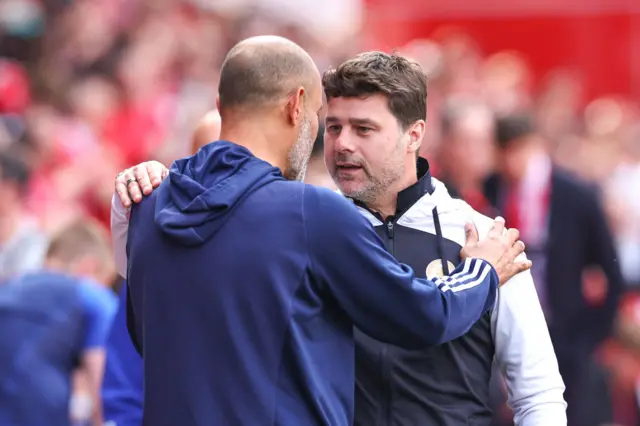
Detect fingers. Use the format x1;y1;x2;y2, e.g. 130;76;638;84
121;168;143;204
511;258;533;275
504;227;520;245
505;240;526;262
498;241;531;284
115;176;133;209
114;162;168;207
487;216;506;238
464;222;479;245
133;164;153;196
146;162;168;188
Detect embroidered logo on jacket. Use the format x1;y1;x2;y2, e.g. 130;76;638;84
426;259;456;279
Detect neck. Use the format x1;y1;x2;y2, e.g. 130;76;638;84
368;161;418;220
218;113;290;173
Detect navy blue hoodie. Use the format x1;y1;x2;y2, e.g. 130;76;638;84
126;141;499;426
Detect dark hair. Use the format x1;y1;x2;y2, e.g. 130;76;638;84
494;113;535;149
322;51;427;129
0;151;30;190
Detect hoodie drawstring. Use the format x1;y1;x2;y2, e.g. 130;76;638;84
431;206;450;276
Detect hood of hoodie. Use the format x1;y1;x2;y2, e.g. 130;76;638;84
154;141;283;246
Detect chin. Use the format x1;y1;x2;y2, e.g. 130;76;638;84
336;183;361;197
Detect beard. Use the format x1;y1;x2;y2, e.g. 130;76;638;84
285;113;315;181
332;139;406;204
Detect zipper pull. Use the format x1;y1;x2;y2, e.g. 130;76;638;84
386;221;394;238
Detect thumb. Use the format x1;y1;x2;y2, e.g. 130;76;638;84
465;222;479;245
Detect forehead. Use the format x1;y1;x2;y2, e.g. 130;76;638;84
325;94;393;121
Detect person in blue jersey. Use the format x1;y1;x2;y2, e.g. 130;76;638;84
101;110;222;426
113;36;530;426
0;218;117;426
101;283;143;426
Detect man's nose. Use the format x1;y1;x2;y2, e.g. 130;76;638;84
334;132;355;153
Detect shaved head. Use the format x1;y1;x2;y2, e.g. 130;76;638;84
217;36;323;182
218;36;320;114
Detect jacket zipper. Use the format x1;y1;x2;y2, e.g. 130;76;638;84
380;217;395;426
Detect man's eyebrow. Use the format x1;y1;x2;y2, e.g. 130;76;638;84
348;117;379;127
325;116;380;128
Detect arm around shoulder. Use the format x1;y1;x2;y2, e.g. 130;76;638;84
303;185;499;348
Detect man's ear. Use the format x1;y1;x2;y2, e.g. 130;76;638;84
215;96;220;112
286;87;305;126
406;120;426;155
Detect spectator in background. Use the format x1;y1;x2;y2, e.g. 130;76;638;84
484;113;624;426
0;219;117;426
0;151;48;280
436;96;497;216
596;293;640;426
605;123;640;289
101;281;144;426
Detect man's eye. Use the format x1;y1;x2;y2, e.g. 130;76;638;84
358;127;372;134
327;125;341;133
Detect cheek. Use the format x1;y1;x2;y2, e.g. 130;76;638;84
323;144;335;170
364;136;393;161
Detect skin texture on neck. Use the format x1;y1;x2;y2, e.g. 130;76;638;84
367;160;419;219
218;111;292;174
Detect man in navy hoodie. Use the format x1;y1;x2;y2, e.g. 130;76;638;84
124;36;530;426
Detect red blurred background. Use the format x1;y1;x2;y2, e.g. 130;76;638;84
364;0;640;100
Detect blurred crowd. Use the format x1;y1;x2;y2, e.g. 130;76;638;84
1;0;639;425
